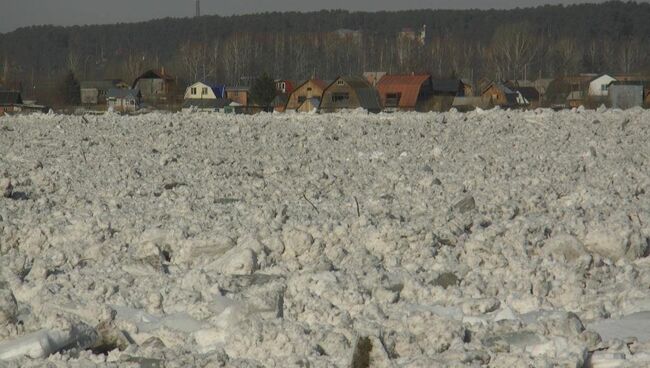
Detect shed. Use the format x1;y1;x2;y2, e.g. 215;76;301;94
225;87;250;107
609;83;644;109
376;74;433;112
107;88;141;113
319;76;382;113
81;80;129;105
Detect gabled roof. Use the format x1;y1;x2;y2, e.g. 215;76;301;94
0;91;23;105
328;76;382;111
481;81;517;96
226;86;250;92
188;82;226;98
376;74;431;108
135;69;175;81
107;88;141;99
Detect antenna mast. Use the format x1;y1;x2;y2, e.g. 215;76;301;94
195;0;201;17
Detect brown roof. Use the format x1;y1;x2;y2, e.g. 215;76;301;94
376;74;431;108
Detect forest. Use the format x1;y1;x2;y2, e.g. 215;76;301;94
1;1;650;103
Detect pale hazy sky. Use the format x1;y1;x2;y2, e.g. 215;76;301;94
0;0;638;33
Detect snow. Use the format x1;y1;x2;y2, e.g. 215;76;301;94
0;108;649;367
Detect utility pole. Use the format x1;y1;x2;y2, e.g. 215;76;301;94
195;0;201;17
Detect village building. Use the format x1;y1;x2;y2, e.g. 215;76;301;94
225;86;250;107
275;80;295;95
319;76;382;113
376;74;433;112
609;84;643;109
132;69;176;105
107;88;141;113
588;74;617;97
80;80;128;105
182;82;230;112
285;79;329;111
481;82;521;108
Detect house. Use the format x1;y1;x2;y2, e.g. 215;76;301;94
225;87;250;107
609;82;644;109
319;76;382;113
182;82;230;112
376;74;433;112
481;82;520;108
275;80;294;95
107;88;141;113
184;82;226;100
285;79;329;111
0;90;23;116
588;74;617;97
512;86;541;108
80;80;128;105
132;69;176;105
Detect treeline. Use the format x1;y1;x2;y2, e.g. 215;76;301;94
2;1;650;103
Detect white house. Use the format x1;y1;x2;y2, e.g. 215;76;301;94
588;74;617;97
183;82;225;100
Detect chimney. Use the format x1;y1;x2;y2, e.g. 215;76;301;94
195;0;201;17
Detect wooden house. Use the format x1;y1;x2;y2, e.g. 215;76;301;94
225;87;250;107
481;82;521;108
80;80;128;105
285;79;329;111
132;69;176;105
319;76;382;113
107;88;141;113
376;74;433;112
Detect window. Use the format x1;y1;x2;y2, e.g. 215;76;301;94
385;92;401;107
298;96;307;103
307;87;312;92
202;87;208;95
601;84;607;92
332;92;349;103
191;87;197;95
337;80;345;86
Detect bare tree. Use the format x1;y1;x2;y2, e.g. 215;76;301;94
488;22;539;80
